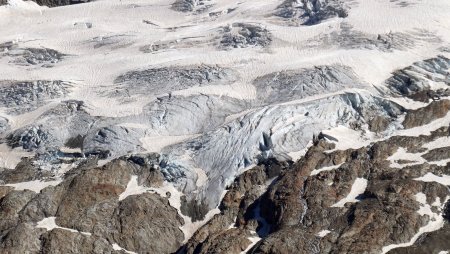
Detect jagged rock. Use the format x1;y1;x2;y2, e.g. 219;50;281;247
7;125;49;151
55;160;131;233
0;222;43;253
172;0;212;13
40;229;117;254
368;115;391;133
0;80;69;114
274;0;349;26
6;47;65;67
0;190;36;232
181;160;289;254
403;100;450;128
219;23;272;49
111;193;184;254
188;228;252;254
387;55;450;100
113;65;237;98
31;0;90;7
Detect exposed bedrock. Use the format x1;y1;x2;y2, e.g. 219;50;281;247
0;156;183;254
402;99;450;129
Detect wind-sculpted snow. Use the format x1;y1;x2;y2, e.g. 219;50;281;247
0;80;70;114
386;55;450;100
275;0;350;26
112;65;238;98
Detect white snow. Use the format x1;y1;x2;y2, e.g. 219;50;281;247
0;143;33;169
414;172;450;186
387;147;426;168
140;134;200;153
36;217;91;236
310;163;343;176
3;179;62;193
111;243;137;254
316;230;331;238
381;193;449;254
422;137;450;150
240;236;262;254
118;175;150;201
322;126;374;151
331;178;368;207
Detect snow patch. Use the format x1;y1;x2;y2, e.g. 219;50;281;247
322;126;373;151
387;147;426;168
414;172;450;186
423;137;450;150
3;179;62;193
118;175;150;201
111;243;137;254
36;217;91;236
331;178;368;207
240;236;261;254
316;230;331;238
310;163;343;176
